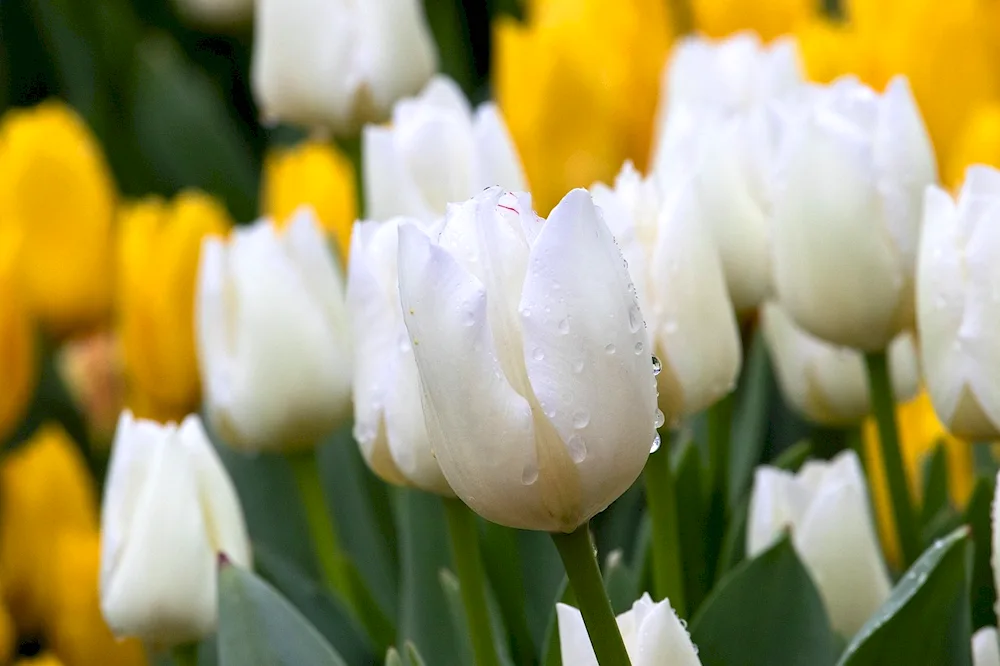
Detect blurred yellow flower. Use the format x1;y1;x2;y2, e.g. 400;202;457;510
863;390;974;569
261;141;357;261
56;331;125;443
0;101;116;335
945;103;1000;190
48;530;146;666
0;590;14;665
117;191;231;423
0;236;35;442
0;424;98;632
493;0;671;214
15;655;64;666
691;0;814;40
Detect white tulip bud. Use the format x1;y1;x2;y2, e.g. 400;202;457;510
917;166;1000;440
558;595;701;666
100;411;251;645
363;76;527;222
591;162;741;423
973;627;1000;666
397;188;659;532
773;76;937;351
762;301;919;425
172;0;252;27
747;450;890;637
195;209;352;452
251;0;438;135
347;217;451;495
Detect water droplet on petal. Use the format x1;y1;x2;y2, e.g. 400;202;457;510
604;343;616;354
654;408;665;429
634;341;644;355
521;306;531;319
462;310;476;327
627;305;643;333
651;356;662;376
650;433;661;453
532;347;545;361
573;410;590;429
521;463;539;485
558;317;570;334
567;434;588;463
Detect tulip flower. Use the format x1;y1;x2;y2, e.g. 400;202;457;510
591;162;741;423
397;187;659;532
100;411;251;644
252;0;437;135
195;210;352;452
363;76;526;222
772;75;936;351
690;0;815;41
973;627;1000;666
171;0;251;27
748;450;890;637
917;166;1000;440
0;237;34;442
558;594;702;666
762;302;919;425
347;217;451;495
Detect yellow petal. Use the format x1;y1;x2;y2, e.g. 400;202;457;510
945;103;1000;190
691;0;815;40
261;141;357;262
15;655;65;666
0;234;36;441
0;101;116;335
116;191;232;423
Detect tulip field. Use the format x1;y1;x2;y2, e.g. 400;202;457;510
5;1;1000;665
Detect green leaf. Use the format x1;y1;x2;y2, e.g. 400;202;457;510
965;476;997;631
517;529;565;654
691;535;836;666
729;328;774;506
480;521;536;663
837;526;972;666
921;442;950;526
218;562;348;666
540;578;572;666
404;642;428;666
714;497;749;580
772;439;812;473
593;482;645;562
252;542;376;665
438;569;515;666
385;647;404;666
674;437;708;613
603;550;638;615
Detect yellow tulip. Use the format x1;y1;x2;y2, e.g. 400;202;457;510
261;141;357;261
945;103;1000;190
691;0;814;40
48;530;147;666
493;0;671;214
0;101;116;335
0;235;35;442
863;390;974;569
15;655;64;666
0;424;98;632
117;192;231;423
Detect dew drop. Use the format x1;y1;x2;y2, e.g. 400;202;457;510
654;408;665;429
521;306;531;319
532;347;545;361
573;410;591;429
634;341;644;355
604;343;616;354
558;317;571;334
627;304;643;333
567;434;588;463
521;463;539;485
462;310;476;327
650;433;661;453
651;355;662;376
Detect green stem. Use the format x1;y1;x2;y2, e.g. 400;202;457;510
288;451;353;604
443;499;501;666
551;524;631;666
172;643;199;666
864;352;921;566
643;432;686;616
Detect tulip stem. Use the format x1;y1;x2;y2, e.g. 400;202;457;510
443;499;502;666
643;432;686;616
551;524;632;666
864;351;920;566
172;643;199;666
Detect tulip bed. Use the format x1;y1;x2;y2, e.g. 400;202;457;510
4;1;1000;666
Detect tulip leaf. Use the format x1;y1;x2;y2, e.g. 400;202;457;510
385;647;404;666
772;439;813;473
674;437;708;613
593;482;645;561
691;534;837;666
965;477;997;631
438;569;515;666
603;549;639;615
836;526;972;666
541;578;572;666
714;497;749;580
729;328;774;506
252;542;376;665
921;442;950;526
517;529;566;654
218;562;348;666
480;521;536;663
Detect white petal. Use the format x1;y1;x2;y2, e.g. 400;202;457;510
473;103;527;193
888;332;920;403
557;603;600;666
746;466;796;556
195;237;234;426
973;627;1000;666
632;597;702;666
362;125;433;222
992;469;1000;619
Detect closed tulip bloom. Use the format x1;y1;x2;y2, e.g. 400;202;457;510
748;450;890;637
117;191;232;423
591;163;741;422
195;210;352;452
363;76;526;222
691;0;814;41
558;595;701;666
918;166;1000;440
973;628;1000;666
100;411;251;644
762;302;919;426
252;0;437;135
347;218;451;495
0;237;35;442
773;76;937;351
397;188;658;532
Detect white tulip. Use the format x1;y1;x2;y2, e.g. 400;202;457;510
397;187;659;532
591;162;741;422
347;217;451;495
762;301;920;425
252;0;437;135
772;75;937;351
172;0;251;27
363;76;527;222
973;628;1000;666
747;450;890;637
100;411;251;644
917;166;1000;440
558;594;701;666
195;209;352;452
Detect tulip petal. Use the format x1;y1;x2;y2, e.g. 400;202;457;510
972;627;1000;666
473;103;527;193
363;125;431;221
557;603;600;666
632;597;702;666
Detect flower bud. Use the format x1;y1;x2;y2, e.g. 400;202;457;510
762;301;919;425
363;76;526;222
251;0;437;135
748;450;890;637
195;210;352;452
100;411;251;644
917;166;1000;440
397;188;658;532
